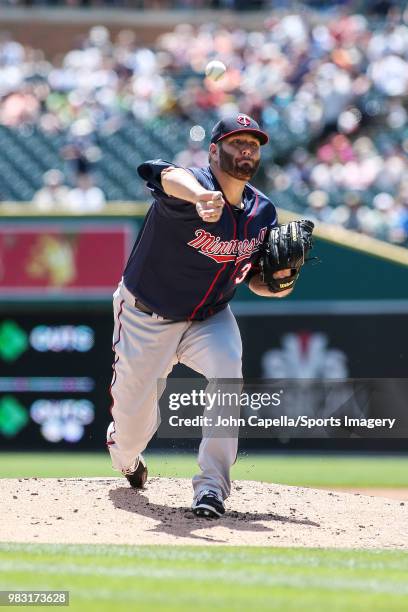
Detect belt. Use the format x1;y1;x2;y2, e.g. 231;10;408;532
134;299;154;316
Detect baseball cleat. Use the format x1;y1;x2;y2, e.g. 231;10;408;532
192;490;225;519
124;455;148;489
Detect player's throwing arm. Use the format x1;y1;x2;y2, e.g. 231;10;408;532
161;166;225;222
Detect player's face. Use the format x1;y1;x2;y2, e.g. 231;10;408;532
218;134;261;180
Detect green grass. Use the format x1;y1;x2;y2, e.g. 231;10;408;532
1;453;408;487
0;544;407;611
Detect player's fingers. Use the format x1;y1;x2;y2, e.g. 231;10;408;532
197;200;210;209
211;191;225;202
196;198;223;222
198;190;223;203
198;201;223;212
202;210;221;222
202;201;224;213
199;205;216;214
210;199;225;208
203;209;220;217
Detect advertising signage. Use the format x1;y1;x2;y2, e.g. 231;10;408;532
0;222;134;297
0;311;113;449
0;309;406;450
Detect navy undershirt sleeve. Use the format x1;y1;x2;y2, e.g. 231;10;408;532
137;159;179;196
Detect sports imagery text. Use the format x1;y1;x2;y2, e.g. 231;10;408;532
167;413;396;430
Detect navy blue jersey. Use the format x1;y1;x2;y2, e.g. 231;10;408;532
123;159;278;321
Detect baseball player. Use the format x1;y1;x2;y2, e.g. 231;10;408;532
106;113;295;519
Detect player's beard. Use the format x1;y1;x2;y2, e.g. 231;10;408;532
219;145;260;181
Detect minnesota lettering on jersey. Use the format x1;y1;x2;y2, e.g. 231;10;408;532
188;227;268;264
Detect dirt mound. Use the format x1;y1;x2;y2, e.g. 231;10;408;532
1;477;406;548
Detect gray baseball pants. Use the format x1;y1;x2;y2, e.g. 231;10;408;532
106;280;242;501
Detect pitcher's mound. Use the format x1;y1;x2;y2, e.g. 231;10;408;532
1;477;406;548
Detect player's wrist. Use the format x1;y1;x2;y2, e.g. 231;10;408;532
192;189;211;203
267;270;298;293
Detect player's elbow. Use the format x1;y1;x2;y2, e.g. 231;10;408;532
161;167;192;197
160;166;177;190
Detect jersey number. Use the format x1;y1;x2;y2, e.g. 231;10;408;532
234;263;252;284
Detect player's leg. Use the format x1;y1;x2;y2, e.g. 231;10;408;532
177;306;242;505
107;282;188;475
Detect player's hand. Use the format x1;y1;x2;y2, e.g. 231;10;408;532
196;191;225;223
272;268;292;279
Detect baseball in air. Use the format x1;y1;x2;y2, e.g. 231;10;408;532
205;60;227;81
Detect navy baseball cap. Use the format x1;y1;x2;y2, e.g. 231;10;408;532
211;113;269;145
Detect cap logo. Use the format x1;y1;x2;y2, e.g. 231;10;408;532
237;114;251;127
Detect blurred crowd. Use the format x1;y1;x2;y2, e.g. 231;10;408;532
270;132;408;244
0;0;401;10
33;169;106;212
3;8;408;136
0;4;407;244
0;1;257;7
0;0;328;8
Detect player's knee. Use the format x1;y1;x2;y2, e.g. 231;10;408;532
208;345;242;378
